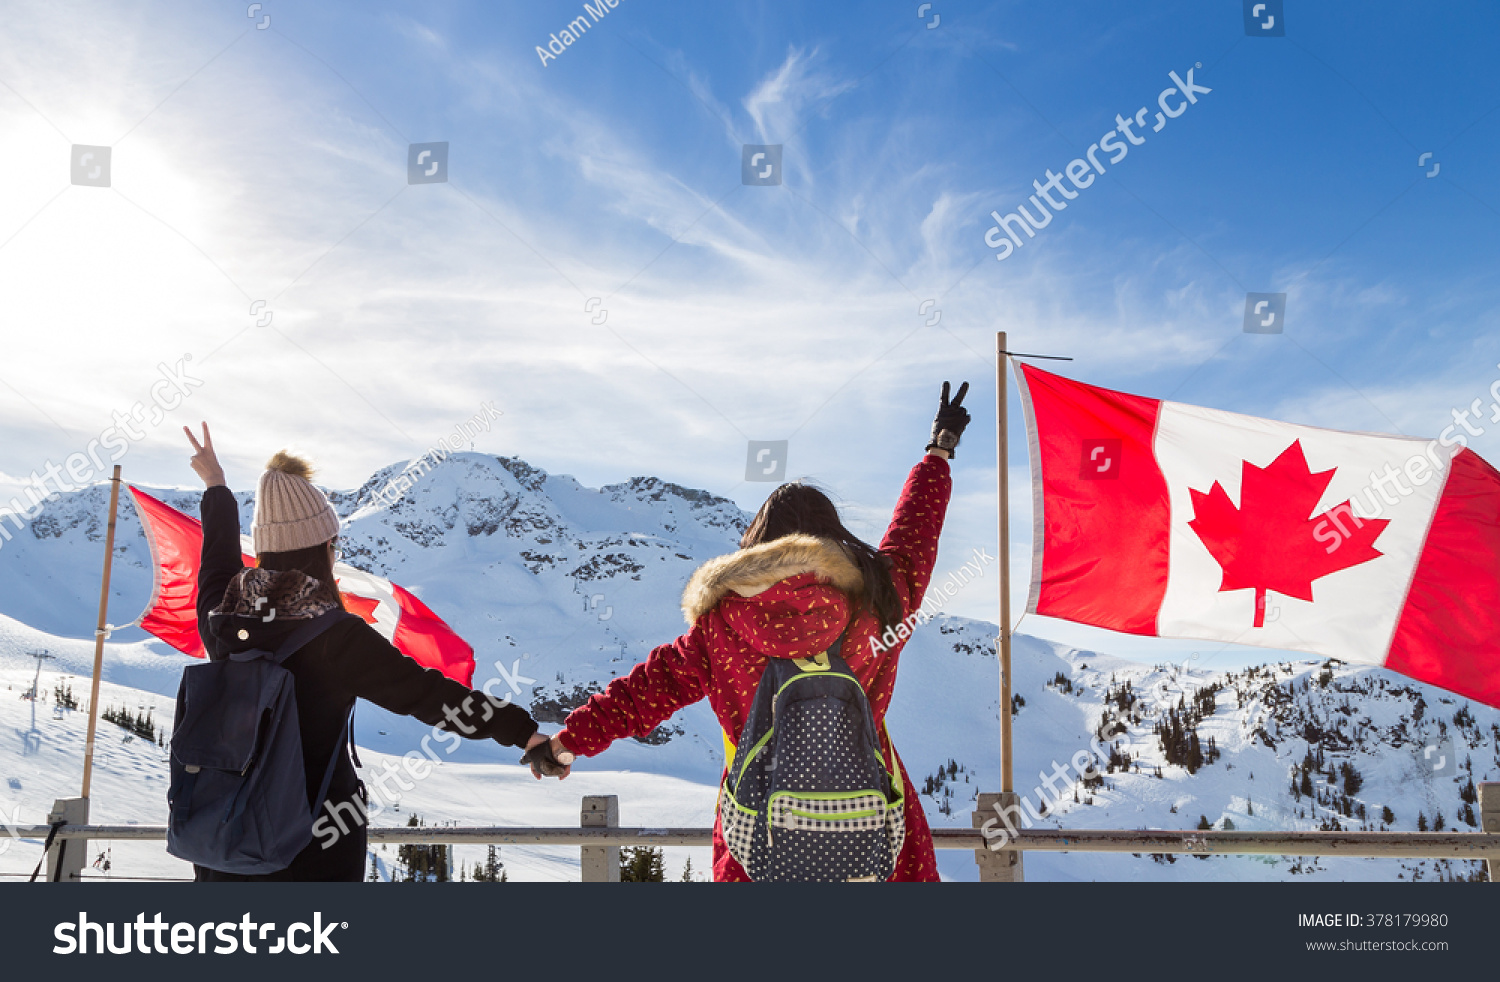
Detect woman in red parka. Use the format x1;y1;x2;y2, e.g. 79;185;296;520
543;382;970;880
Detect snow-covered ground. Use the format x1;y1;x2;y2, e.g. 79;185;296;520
1;453;1495;881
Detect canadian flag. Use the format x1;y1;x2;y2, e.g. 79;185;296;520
130;488;476;685
1016;364;1500;708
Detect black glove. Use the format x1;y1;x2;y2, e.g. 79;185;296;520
520;739;573;778
927;381;971;457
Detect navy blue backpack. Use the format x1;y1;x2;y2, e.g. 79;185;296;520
166;610;356;874
719;631;906;882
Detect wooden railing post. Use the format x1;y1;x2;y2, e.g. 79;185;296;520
580;795;620;882
972;791;1024;882
1481;783;1499;883
44;797;89;883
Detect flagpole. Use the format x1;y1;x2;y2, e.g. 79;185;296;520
81;465;122;800
996;331;1013;795
970;332;1024;882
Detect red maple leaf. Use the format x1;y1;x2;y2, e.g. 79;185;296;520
337;583;381;625
1186;440;1388;627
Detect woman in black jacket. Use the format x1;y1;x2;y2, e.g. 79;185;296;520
184;423;551;881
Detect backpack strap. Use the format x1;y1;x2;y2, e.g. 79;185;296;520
724;624;852;775
881;720;904;802
311;709;355;819
346;704;363;769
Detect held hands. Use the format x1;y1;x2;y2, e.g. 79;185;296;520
521;730;573;780
183;423;226;489
928;381;971;458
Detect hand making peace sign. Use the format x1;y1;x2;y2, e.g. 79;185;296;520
928;381;972;458
183;422;226;489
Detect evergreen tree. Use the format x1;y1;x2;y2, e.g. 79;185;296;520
1417;811;1428;832
1381;805;1395;825
1339;761;1363;795
620;846;666;882
472;845;507;882
680;856;696;882
395;814;450;882
1187;731;1204;772
1196;815;1211;830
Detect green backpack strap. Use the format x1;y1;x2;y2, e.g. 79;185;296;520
722;623;854;778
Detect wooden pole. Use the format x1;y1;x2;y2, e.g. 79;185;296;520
972;333;1025;881
996;331;1013;795
80;465;122;800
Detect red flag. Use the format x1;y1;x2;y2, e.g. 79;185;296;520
1016;364;1500;708
130;488;476;684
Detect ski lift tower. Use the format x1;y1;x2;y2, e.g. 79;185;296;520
26;649;55;701
22;649;53;755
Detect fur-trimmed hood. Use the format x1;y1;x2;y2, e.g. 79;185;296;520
214;567;339;621
681;534;863;626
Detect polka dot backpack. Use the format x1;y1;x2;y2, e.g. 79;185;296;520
719;630;906;882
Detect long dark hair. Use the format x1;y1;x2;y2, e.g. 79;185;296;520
740;483;902;631
257;538;346;611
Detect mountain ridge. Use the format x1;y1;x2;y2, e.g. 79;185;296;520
0;451;1494;881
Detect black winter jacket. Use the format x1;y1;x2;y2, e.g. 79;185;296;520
192;485;536;881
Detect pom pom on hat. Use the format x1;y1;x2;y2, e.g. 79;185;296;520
265;450;315;481
252;450;341;554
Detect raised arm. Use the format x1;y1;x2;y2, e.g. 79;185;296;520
879;382;968;615
186;424;244;659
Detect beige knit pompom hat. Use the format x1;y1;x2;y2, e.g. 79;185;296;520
251;451;341;554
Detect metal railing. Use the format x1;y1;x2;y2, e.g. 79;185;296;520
14;823;1500;855
16;787;1499;882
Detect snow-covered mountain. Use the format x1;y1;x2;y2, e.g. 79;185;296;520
0;452;1495;881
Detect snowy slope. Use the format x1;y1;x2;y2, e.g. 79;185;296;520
0;453;1495;881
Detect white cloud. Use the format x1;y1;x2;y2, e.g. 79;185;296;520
742;46;855;147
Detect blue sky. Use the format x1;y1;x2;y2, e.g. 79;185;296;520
1;0;1497;670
